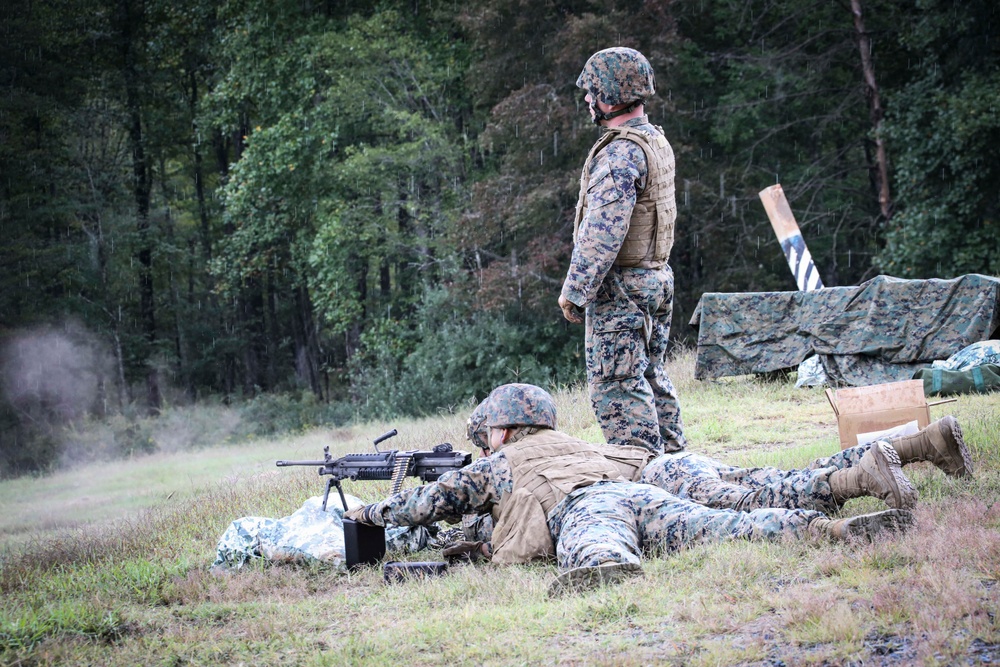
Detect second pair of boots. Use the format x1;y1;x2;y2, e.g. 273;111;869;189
828;415;973;510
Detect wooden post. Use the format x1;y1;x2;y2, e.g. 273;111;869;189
758;184;824;291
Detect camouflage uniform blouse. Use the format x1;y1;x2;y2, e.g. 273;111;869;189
370;453;513;528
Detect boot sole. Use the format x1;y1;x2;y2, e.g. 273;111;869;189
843;508;915;540
871;442;918;510
941;416;974;478
548;562;643;598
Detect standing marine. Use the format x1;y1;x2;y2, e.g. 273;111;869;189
558;46;684;454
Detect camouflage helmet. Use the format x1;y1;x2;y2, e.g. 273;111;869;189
576;47;655;107
484;383;558;430
466;398;490;452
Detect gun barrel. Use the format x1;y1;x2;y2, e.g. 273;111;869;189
275;460;328;467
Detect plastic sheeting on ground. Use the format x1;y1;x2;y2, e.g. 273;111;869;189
212;494;433;571
690;274;1000;386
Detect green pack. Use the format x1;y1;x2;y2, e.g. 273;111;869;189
913;364;1000;396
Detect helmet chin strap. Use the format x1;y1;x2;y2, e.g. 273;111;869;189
590;98;643;126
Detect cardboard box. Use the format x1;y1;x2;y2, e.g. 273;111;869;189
825;379;930;450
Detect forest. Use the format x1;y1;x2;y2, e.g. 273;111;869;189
2;0;998;474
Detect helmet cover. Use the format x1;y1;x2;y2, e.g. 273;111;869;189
484;383;558;430
576;47;655;107
466;398;490;452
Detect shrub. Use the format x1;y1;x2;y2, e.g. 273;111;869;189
349;287;584;419
236;392;355;437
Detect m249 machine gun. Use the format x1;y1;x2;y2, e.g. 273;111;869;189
275;429;472;512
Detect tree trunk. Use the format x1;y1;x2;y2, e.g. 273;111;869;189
396;189;416;314
159;160;195;401
189;69;213;263
345;252;368;360
117;0;160;412
266;265;280;390
293;285;325;399
850;0;893;220
238;280;264;396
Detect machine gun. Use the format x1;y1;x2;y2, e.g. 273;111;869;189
275;429;472;512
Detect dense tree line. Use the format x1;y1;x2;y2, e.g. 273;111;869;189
1;0;997;473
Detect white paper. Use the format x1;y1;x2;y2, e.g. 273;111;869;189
856;420;919;447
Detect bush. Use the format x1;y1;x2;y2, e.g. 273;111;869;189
236;392;355;437
349;288;584;419
0;401;63;478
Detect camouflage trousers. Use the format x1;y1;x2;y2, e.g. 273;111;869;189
547;480;821;571
586;265;685;454
461;512;495;542
638;445;870;515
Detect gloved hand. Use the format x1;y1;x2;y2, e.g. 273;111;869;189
442;540;488;563
343;504;384;526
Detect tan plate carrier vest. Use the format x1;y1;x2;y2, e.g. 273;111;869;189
490;431;654;564
573;125;677;268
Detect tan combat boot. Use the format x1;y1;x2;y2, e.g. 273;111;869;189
809;508;914;541
888;415;973;478
547;562;643;598
828;441;917;510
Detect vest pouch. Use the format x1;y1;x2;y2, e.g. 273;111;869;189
491;487;555;564
653;198;672;261
616;202;655;266
537;458;618;496
594;443;655;481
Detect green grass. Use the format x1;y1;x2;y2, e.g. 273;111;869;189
2;349;999;666
0;442;279;543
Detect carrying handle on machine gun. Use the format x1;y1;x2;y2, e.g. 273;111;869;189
374;428;414;500
372;428;398;452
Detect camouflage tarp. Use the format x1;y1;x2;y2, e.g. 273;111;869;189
690;274;1000;386
212;494;434;571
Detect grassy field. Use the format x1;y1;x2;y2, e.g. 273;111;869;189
2;351;999;666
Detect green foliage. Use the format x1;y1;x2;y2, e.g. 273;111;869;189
0;601;130;652
210;3;467;299
879;73;1000;277
664;0;905;307
350;286;583;419
0;403;62;478
877;0;1000;278
237;392;354;436
4;0;1000;471
0;1;109;328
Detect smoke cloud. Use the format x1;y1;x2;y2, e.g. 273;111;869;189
0;320;115;424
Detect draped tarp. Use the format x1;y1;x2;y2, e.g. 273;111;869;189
690;274;1000;386
212;495;434;570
